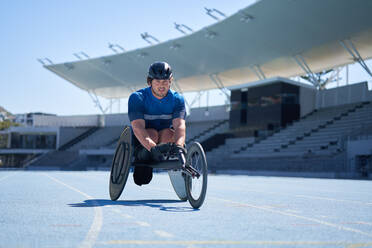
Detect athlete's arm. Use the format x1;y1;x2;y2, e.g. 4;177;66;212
172;118;186;147
131;119;157;151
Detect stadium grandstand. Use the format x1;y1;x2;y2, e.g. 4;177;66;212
1;0;372;179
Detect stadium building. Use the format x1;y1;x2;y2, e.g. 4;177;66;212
1;0;372;178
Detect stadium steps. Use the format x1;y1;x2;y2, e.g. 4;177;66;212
187;119;229;144
200;133;235;153
58;127;100;151
276;101;372;155
233;109;320;154
233;102;366;156
67;126;123;150
104;127;128;148
26;151;79;168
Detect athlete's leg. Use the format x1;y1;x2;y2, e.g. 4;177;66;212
133;128;158;186
134;128;158;161
158;128;175;143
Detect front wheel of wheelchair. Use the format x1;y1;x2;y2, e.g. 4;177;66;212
109;126;132;201
185;142;208;209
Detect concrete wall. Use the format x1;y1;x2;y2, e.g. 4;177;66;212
187;105;229;122
30;107;229;128
58;127;89;148
347;137;372;157
33;115;100;127
316;82;372;109
32;113;130;127
300;87;316;117
104;113;130;127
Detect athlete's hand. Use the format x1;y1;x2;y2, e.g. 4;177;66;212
150;146;163;162
169;143;187;155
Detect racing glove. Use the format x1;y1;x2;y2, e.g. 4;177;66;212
170;143;187;156
150;146;163;162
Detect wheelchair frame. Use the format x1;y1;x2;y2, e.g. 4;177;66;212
109;126;208;209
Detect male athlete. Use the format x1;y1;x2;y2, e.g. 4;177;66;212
128;61;187;186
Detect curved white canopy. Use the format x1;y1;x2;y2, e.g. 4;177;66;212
45;0;372;98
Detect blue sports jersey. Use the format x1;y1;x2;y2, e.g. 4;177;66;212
128;87;186;131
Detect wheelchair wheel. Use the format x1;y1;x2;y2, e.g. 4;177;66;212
109;126;132;201
185;142;208;209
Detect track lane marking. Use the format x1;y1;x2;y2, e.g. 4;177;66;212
295;194;372;206
153;230;174;238
213;185;372;206
106;195;177;239
0;173;17;183
210;196;372;238
136;221;151;227
210;177;372;196
100;240;372;246
111;208;134;219
43;174;103;248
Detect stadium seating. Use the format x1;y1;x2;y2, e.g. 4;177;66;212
186;119;229;144
67;126;123;150
207;101;372;172
27;151;79;169
232;102;371;157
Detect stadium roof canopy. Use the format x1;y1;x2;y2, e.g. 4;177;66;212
45;0;372;99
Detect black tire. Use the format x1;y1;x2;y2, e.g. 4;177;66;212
185;142;208;209
109;126;132;201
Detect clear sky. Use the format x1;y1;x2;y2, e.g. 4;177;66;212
1;0;371;116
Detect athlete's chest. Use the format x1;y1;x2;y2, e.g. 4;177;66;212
143;97;174;114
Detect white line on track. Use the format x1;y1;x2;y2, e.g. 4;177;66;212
99;240;372;247
0;173;17;183
212;178;372;196
210;196;372;238
136;221;151;227
153;230;174;238
295;194;372;206
215;185;372;206
43;174;103;248
357;221;372;226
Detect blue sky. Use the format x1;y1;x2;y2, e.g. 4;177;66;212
1;0;371;116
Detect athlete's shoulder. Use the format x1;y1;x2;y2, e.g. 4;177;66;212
129;87;148;101
170;89;184;100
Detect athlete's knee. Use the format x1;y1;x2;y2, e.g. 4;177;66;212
158;128;175;143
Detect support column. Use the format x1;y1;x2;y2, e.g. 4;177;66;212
88;90;109;114
173;80;191;110
293;54;319;87
209;73;230;104
250;65;266;80
340;39;372;78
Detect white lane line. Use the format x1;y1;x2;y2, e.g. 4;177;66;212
210;196;372;238
215;185;372;206
212;179;372;196
357;221;372;226
136;221;151;227
0;173;16;183
285;209;302;214
43;174;103;248
100;240;372;246
295;194;372;206
111;208;134;219
154;230;174;238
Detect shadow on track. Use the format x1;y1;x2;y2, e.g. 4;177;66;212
68;199;198;212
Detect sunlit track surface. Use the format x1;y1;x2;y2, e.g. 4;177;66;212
1;171;372;248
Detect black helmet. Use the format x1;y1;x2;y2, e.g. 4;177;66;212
148;61;173;80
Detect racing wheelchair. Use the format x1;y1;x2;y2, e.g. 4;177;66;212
109;126;208;209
